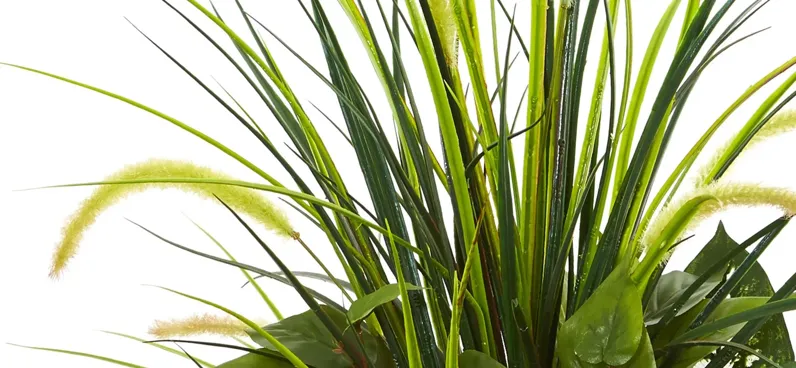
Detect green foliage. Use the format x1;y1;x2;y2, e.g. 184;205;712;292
217;350;293;368
459;350;506;368
347;283;423;323
557;264;643;366
685;223;794;367
246;306;393;368
8;0;796;367
644;270;724;325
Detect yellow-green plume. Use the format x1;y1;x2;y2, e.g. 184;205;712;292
430;0;458;66
148;313;251;338
641;181;796;251
747;109;796;146
50;158;294;278
696;110;796;185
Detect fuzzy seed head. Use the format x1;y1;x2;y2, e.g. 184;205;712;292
148;314;250;338
641;181;796;250
50;159;294;278
697;110;796;185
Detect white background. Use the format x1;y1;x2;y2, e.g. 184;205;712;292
2;0;796;367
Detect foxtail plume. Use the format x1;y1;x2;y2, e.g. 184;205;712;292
50;159;294;278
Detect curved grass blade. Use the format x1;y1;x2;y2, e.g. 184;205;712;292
128;219;346;312
160;0;314;167
685;216;789;331
706;268;796;368
387;221;423;368
145;339;295;363
101;331;215;368
589;0;729;300
0;63;279;188
669;296;796;345
650;218;785;335
24;178;422;255
642;55;796;233
151;285;308;368
215;196;371;368
187;217;284;319
246;271;353;292
669;340;784;368
347;283;422;323
7;343;145;367
42;158;294;279
173;343;203;368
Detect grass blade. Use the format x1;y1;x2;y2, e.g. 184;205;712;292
101;331;215;368
7;344;145;367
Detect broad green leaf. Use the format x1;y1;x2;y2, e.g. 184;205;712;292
248;306;394;368
557;265;644;366
218;351;293;368
669;297;772;367
671;340;785;368
458;350;506;368
621;329;655;368
553;329;652;368
347;283;422;322
686;222;794;366
644;270;723;325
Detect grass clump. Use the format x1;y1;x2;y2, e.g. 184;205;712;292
6;0;796;367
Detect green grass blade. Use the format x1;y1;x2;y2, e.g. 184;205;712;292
641;56;796;236
26;178;422;255
669;296;796;345
8;344;145;367
129;219;347;311
403;0;490;355
685;217;789;331
146;339;295;363
101;331;216;368
706;264;796;367
671;340;784;368
0;63;279;187
612;0;682;195
387;222;424;368
216;196;372;368
246;271;353;292
173;343;203;367
152;286;308;368
186;218;284;319
584;0;726;300
494;8;522;366
649;218;784;335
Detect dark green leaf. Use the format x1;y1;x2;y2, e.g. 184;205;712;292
248;306;394;368
347;283;422;322
671;340;785;368
218;351;293;368
644;270;722;325
459;350;506;368
685;222;794;366
621;328;655;368
668;296;775;367
557;265;643;366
